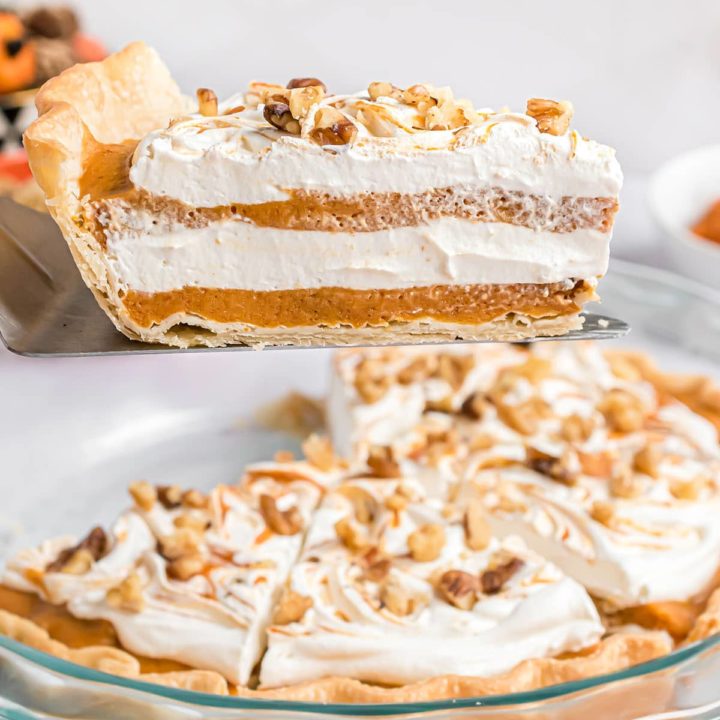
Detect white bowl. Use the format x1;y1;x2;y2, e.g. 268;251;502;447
648;144;720;290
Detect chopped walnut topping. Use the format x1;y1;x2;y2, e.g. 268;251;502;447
670;478;704;501
359;547;392;582
424;395;454;414
159;527;201;560
129;481;156;511
436;353;475;391
480;557;524;595
106;572;144;613
384;490;408;513
437;570;478;610
469;433;495;451
590;500;615;527
46;527;108;574
334;517;368;551
263;101;302;134
245;81;287;107
288;85;324;120
397;355;438;384
197;88;218;116
561;414;595;443
287;77;327;93
380;577;416;616
609;465;643;499
606;354;643;382
274;590;312;625
338;485;378;524
526;446;578;485
355;103;401;137
368;81;403;101
402;84;436;114
309;106;357;146
182;489;208;509
578;450;615;478
354;358;393;404
157;485;183;510
497;398;549;436
173;513;210;534
464;498;492;551
459;392;488;420
259;494;303;535
367;445;401;478
599;389;646;433
302;434;337;471
633;443;661;478
526;98;574;136
167;552;205;581
425;102;470;131
407;523;445;562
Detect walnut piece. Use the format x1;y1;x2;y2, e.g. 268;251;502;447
437;570;478;610
561;414;595;443
459;392;488;420
670;478;704;501
526;446;578;485
129;481;156;511
367;445;401;478
609;465;643;499
309;106;357;146
334;517;368;551
526;98;574;136
397;355;438;384
368;81;403;101
173;513;210;534
599;389;646;433
480;557;524;595
287;77;327;93
407;523;445;562
288;85;324;120
302;434;337;471
197;88;218;117
167;552;205;581
633;443;661;478
274;590;312;625
259;494;303;535
359;547;392;582
464;498;492;551
159;527;201;560
106;572;144;613
354;358;393;404
339;485;378;524
380;577;416;616
590;500;615;527
157;485;183;510
46;526;108;574
436;354;475;391
182;489;208;509
263;101;302;134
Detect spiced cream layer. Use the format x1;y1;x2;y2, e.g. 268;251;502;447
24;42;622;347
328;343;720;626
1;460;336;687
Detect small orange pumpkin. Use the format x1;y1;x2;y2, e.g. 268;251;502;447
0;13;35;94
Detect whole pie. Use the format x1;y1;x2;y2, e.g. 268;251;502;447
1;342;718;702
23;42;621;347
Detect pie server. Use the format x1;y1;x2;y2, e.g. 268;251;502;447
0;198;629;357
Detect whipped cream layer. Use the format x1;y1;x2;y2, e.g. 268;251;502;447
260;477;602;688
99;213;608;293
129;98;622;208
2;462;332;685
327;343;720;608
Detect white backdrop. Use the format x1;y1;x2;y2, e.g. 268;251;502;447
16;0;720;174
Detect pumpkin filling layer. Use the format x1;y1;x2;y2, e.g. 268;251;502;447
122;280;595;329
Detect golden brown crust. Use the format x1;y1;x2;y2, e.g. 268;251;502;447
687;587;720;643
0;609;229;695
0;605;671;701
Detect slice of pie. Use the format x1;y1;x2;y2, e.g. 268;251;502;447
328;342;720;644
24;42;622;348
1;458;335;690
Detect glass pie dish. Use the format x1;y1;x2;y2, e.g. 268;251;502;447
0;258;719;720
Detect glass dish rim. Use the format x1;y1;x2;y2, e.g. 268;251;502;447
1;258;719;713
1;633;718;714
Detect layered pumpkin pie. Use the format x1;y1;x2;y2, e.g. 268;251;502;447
328;342;720;646
24;42;622;347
